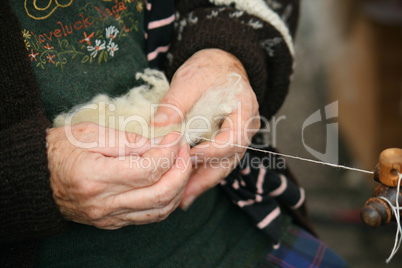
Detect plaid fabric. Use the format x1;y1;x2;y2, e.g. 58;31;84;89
259;224;347;268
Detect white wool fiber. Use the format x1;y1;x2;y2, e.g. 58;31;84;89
53;69;243;145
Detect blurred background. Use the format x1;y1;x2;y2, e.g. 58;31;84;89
272;0;402;267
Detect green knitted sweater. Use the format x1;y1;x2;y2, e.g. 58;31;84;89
2;0;306;266
36;188;291;267
8;1;289;266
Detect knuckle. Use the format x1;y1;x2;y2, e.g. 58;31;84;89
150;164;167;182
76;180;102;197
157;204;175;222
162;95;184;112
149;172;160;185
156;213;169;223
93;219;118;229
144;166;160;185
173;64;195;81
155;189;174;208
85;206;104;220
93;221;107;229
67;169;81;190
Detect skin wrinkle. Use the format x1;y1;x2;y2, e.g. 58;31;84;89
0;2;310;266
44;48;255;229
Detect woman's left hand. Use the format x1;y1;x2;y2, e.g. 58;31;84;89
154;48;261;210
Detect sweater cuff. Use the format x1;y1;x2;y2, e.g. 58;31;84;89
166;6;295;119
0;115;68;242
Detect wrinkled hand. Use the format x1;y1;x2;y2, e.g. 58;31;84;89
47;122;191;229
154;49;260;210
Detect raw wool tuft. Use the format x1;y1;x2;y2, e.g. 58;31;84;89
53;69;243;145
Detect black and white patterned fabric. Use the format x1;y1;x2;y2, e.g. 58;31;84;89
221;147;306;247
145;0;312;245
144;0;175;68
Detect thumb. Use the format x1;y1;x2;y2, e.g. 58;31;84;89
179;168;222;211
153;80;203;126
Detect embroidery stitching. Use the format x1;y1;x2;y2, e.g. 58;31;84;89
24;0;74;21
22;0;143;70
22;29;32;50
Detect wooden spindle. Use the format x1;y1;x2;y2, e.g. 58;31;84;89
378;148;402;187
361;148;402;227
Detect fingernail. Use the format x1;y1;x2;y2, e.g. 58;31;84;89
178;142;189;154
150;136;164;145
170;131;185;146
181;195;196;211
180;136;189;146
154;113;168;123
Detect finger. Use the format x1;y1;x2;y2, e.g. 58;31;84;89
139;131;184;183
102;188;186;227
152;74;204;126
114;143;192;211
190;131;244;162
90;127;154;157
66;123;155;157
190;104;257;160
179;162;235;210
96;132;184;188
219;105;258;147
121;190;184;225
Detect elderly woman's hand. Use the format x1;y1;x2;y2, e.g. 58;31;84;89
154;49;261;210
47;122;191;229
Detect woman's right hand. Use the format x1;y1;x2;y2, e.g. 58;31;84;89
46;122;192;229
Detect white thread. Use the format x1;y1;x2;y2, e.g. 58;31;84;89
379;172;402;263
191;136;402;261
191;136;374;175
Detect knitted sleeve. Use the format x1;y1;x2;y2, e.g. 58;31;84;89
0;2;68;243
166;0;300;119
